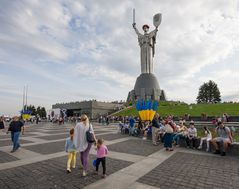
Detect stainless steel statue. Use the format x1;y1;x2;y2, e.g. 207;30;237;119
127;10;166;102
132;10;162;74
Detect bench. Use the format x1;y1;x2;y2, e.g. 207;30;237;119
178;137;239;156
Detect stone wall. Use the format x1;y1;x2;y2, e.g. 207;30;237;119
52;101;121;119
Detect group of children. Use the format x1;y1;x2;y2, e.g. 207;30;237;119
65;128;108;178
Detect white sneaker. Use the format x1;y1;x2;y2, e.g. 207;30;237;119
197;146;202;150
142;137;147;140
82;170;87;177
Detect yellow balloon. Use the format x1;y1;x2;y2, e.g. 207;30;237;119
147;110;150;120
149;110;156;121
138;111;144;120
22;114;30;120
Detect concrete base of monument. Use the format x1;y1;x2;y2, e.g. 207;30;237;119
127;73;166;101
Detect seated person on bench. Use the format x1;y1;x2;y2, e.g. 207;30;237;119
211;121;233;156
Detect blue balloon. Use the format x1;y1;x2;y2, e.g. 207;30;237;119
141;99;146;110
136;100;141;111
152;101;159;111
146;99;152;110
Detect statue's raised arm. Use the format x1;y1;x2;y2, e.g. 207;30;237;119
132;23;142;37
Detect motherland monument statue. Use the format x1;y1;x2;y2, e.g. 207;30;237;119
127;9;166;101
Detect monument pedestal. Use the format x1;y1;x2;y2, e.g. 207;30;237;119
127;73;166;101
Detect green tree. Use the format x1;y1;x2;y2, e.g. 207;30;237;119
35;106;47;118
36;106;41;114
40;107;47;118
197;80;221;103
24;105;36;115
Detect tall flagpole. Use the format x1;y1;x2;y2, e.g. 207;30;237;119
23;86;25;111
25;85;28;110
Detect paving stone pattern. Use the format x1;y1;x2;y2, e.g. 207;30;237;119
2;122;239;189
98;133;129;141
41;130;69;134
0;139;32;147
0;155;132;189
108;139;163;156
23;141;66;154
0;134;13;139
36;134;68;141
138;152;239;189
93;130;113;134
0;151;19;163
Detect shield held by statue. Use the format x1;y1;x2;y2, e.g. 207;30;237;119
153;13;162;27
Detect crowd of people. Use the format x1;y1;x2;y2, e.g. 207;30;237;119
0;112;236;180
118;114;234;156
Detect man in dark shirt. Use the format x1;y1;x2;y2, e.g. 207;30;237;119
7;116;24;152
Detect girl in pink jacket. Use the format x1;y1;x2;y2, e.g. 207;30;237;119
95;139;108;178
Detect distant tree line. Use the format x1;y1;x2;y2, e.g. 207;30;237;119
24;105;47;118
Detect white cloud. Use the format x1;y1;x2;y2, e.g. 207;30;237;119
0;0;239;115
73;63;135;88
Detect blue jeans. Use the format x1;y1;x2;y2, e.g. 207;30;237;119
173;133;182;145
11;132;20;151
129;127;134;135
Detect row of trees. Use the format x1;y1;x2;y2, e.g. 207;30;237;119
24;105;47;118
197;80;221;104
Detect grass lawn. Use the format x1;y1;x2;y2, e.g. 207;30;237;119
114;102;239;117
197;126;239;142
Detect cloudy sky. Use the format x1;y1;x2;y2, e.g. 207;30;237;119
0;0;239;115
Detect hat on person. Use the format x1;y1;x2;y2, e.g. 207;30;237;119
142;24;150;29
189;120;195;125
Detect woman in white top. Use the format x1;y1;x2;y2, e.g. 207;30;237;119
74;114;96;176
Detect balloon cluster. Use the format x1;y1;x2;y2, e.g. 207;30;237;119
136;99;158;121
20;110;32;120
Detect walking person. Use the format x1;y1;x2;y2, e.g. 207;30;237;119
0;116;5;133
74;114;96;176
95;139;108;178
36;114;39;124
129;116;135;136
65;128;77;173
7;116;24;153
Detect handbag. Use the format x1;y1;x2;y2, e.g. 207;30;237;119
86;124;95;143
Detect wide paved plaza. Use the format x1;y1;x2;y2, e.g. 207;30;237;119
0;122;239;189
